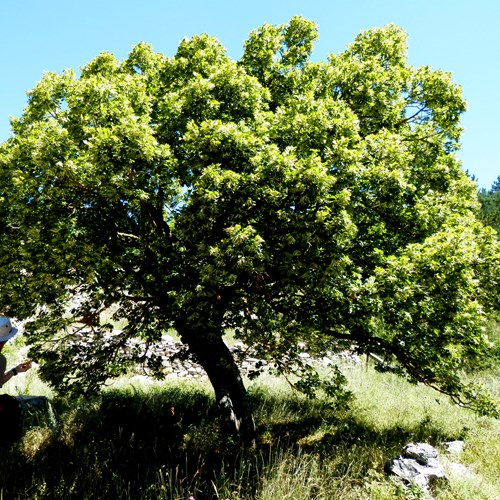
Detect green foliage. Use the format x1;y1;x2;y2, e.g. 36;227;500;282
464;316;500;373
0;17;499;416
478;174;500;236
292;363;353;410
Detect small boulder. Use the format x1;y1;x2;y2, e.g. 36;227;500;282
385;443;447;492
403;442;439;465
442;440;464;455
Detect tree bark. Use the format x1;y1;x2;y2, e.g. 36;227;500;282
177;325;256;445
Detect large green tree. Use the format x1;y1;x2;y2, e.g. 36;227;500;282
1;17;499;441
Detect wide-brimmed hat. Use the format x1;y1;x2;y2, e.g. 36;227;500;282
0;317;18;342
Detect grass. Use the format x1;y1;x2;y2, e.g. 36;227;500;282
1;333;499;499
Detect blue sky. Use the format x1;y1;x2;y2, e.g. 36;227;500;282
1;0;498;188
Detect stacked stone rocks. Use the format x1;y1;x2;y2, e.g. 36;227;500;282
128;334;360;380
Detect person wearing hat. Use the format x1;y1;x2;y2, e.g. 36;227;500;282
0;317;32;388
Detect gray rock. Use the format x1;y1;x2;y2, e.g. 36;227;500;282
442;440;464;455
446;461;476;480
385;443;447;492
403;442;439;465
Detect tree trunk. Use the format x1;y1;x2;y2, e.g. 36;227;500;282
177;325;256;445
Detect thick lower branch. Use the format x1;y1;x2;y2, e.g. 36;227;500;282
325;328;461;397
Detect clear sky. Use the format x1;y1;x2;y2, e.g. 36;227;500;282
1;0;498;188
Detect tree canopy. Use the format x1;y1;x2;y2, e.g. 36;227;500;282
1;17;499;439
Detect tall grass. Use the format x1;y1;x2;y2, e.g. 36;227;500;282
1;331;499;499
